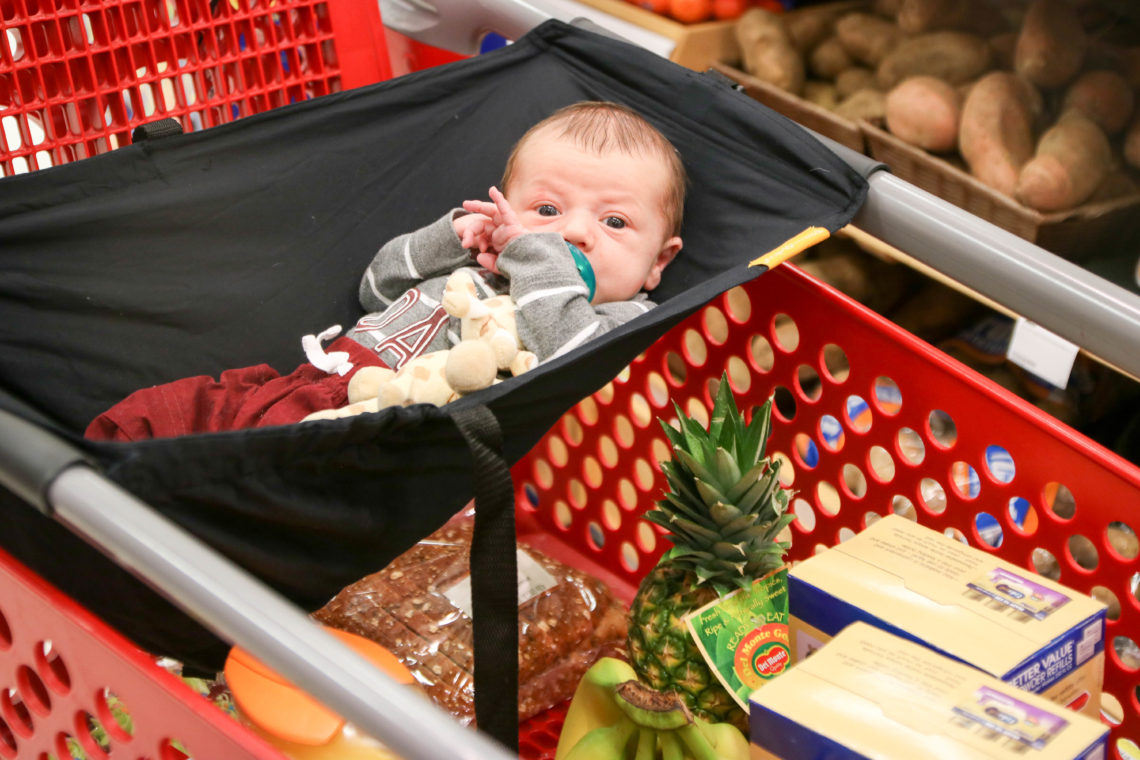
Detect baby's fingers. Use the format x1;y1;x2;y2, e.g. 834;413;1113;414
488;186;518;223
475;251;501;274
455;216;489;252
462;199;498;218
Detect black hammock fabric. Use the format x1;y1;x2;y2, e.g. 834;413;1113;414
0;20;866;678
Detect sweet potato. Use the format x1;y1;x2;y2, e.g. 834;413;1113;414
1062;70;1135;135
876;31;993;89
958;72;1040;196
1124;114;1140;171
896;0;1008;35
1016;110;1112;212
885;76;961;152
872;0;903;18
803;80;840;110
783;4;847;53
988;32;1017;70
834;88;887;123
1014;0;1087;88
1121;47;1140;90
835;12;904;66
735;8;806;94
809;36;855;79
1086;44;1140;91
897;0;964;32
836;67;878;98
1088;167;1139;204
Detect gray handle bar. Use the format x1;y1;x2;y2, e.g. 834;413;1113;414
0;405;515;760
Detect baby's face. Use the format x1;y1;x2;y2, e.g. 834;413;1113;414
504;128;681;305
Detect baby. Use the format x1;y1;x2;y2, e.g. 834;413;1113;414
86;101;686;440
343;100;685;366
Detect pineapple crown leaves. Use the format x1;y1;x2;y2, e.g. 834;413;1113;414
647;373;795;595
660;377;773;479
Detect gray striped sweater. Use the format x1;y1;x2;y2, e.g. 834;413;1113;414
344;211;655;369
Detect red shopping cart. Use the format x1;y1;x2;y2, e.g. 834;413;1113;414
1;2;1139;760
1;259;1138;759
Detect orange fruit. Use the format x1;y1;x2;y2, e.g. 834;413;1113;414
712;0;748;19
225;628;415;748
669;0;711;23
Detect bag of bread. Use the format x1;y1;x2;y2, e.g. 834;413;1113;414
313;508;628;725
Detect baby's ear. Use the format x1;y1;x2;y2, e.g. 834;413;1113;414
643;236;682;292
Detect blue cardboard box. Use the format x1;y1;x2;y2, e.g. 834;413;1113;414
786;515;1106;719
750;622;1109;760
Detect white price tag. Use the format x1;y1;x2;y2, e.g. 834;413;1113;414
442;549;559;619
1006;318;1079;390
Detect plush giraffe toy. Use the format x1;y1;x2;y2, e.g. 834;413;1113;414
302;269;537;422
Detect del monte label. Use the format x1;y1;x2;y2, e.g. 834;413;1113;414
684;566;790;710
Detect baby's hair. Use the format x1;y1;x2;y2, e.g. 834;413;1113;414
501;101;687;237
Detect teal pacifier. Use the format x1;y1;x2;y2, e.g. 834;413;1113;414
567;243;596;301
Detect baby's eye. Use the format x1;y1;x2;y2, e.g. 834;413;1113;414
537;204;559;217
604;216;626;229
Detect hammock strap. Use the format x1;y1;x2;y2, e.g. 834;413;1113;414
449;403;519;753
131;117;184;144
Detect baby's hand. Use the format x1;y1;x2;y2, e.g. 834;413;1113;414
453;212;494;253
475;250;501;274
462;187;529;255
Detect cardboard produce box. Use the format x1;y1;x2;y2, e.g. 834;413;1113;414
787;515;1106;720
750;622;1110;760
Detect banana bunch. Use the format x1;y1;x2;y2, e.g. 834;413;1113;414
555;658;750;760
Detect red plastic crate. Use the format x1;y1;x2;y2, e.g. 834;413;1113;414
513;263;1140;760
0;0;392;176
0;540;289;759
1;263;1137;758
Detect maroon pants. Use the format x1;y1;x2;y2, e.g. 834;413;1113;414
86;338;385;442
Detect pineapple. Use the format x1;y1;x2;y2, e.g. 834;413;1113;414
627;375;794;732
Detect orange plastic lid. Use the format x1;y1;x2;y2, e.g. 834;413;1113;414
224;627;415;746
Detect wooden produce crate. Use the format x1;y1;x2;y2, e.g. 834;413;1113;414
572;0;740;71
683;0;1140;260
861;121;1140;261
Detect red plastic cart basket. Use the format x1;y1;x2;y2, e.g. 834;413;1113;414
0;540;290;759
2;262;1136;759
511;262;1140;760
0;0;392;176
